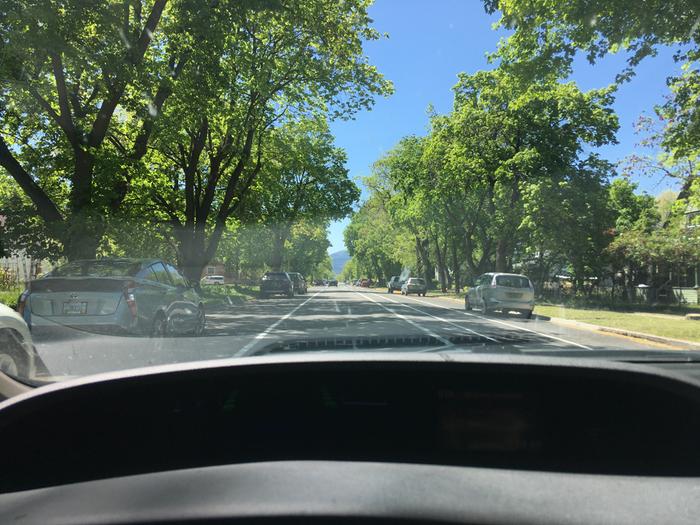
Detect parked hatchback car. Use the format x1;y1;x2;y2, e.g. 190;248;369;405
287;273;307;295
260;272;294;298
465;272;535;318
20;259;205;337
401;277;427;296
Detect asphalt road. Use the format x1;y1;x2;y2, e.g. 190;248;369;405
32;284;667;380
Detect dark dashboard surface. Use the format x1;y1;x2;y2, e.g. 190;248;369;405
2;354;700;493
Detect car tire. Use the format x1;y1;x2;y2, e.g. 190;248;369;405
0;329;30;377
193;306;206;336
522;309;533;320
287;289;294;298
151;313;169;338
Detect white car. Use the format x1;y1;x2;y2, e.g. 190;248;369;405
201;275;225;285
0;302;36;378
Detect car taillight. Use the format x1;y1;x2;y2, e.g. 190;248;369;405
17;290;29;316
123;281;138;318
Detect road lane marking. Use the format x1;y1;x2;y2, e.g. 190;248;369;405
355;292;452;346
378;294;500;343
235;292;320;356
401;294;592;350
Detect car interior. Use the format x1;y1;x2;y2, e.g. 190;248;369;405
2;353;700;524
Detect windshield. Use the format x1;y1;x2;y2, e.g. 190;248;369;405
1;0;700;386
495;276;531;289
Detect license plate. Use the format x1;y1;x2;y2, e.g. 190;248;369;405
63;301;88;315
506;292;522;299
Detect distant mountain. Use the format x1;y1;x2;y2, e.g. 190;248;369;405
330;249;350;275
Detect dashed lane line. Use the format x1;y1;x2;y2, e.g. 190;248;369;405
235;292;320;356
400;294;592;350
378;294;500;343
355;291;453;347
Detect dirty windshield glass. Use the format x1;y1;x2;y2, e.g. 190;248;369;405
1;0;699;385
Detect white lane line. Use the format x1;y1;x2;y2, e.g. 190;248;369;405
379;294;500;343
355;291;452;346
235;292;320;356
401;294;592;350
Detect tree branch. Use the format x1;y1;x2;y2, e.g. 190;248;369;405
0;136;63;224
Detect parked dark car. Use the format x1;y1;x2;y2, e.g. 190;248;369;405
21;258;205;337
260;272;294;298
288;273;308;295
328;279;338;287
387;276;404;293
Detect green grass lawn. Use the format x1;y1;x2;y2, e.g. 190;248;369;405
0;287;23;310
199;284;259;307
535;305;700;343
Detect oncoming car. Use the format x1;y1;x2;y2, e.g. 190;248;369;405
465;273;535;318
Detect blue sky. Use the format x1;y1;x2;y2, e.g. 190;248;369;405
327;0;686;253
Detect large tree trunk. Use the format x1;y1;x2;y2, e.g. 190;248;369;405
269;224;290;271
450;237;461;293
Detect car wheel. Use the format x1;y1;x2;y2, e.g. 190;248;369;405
522;309;533;320
0;330;29;377
287;289;294;298
193;306;206;336
151;313;169;338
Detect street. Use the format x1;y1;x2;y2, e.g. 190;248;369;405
33;284;664;379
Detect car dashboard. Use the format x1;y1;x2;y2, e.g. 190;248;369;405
2;353;700;524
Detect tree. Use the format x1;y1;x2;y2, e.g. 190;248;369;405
0;0;197;259
253;118;359;271
141;0;390;283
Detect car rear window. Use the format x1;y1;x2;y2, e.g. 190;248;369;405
264;273;288;280
52;260;142;277
495;275;531;288
409;278;425;285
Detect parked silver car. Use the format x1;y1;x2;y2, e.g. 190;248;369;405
20;259;205;337
465;273;535;318
401;277;427;296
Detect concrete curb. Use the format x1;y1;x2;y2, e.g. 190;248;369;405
542;316;700;350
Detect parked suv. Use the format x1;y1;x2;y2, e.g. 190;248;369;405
260;272;294;298
465;272;535;318
387;276;404;293
401;277;427;296
287;273;307;295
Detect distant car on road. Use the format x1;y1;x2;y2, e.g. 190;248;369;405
201;275;225;285
20;258;205;337
260;272;294;298
0;302;38;379
387;276;404;293
287;272;308;295
465;272;535;318
328;279;338;287
401;277;427;296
